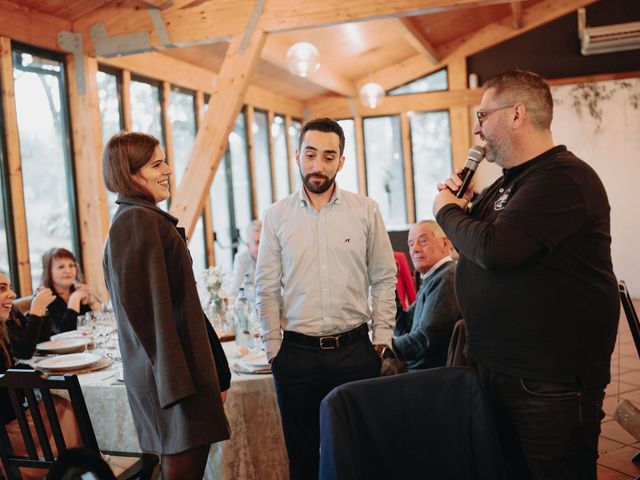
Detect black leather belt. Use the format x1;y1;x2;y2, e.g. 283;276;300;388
284;323;369;350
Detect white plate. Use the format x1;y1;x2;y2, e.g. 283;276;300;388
239;350;269;368
51;330;90;341
37;338;91;354
36;353;102;372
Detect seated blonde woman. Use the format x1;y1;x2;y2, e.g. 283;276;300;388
38;248;101;340
0;271;81;480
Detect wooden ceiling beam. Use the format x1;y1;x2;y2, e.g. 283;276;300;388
99;51;304;117
510;1;523;29
169;29;267;236
0;0;71;52
394;17;440;64
72;0;517;56
356;0;599;92
142;0;175;9
262;36;357;97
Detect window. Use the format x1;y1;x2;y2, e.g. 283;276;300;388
363;116;407;226
336;119;359;193
169;88;196;187
13;46;79;288
0;88;15;284
129;78;166;209
210;154;233;272
271;115;290;201
189;215;207;284
410;111;452;221
388;69;448;96
228;112;253;242
289;120;302;192
96;69;123;219
252;110;272;218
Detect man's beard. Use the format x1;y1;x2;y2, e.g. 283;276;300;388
483;130;513;167
302;172;336;194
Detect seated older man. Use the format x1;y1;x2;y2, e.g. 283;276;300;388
392;220;461;370
229;220;261;298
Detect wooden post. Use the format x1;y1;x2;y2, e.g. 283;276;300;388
448;57;472;171
400;112;416;224
244;105;258;219
67;54;109;301
354;116;367;195
161;81;177;193
0;36;31;294
169;29;267;235
284;114;295;193
121;70;132;131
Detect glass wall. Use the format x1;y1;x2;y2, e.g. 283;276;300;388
0;89;13;282
130;78;165;209
252;110;272;218
13;47;78;287
96;69;123;219
210;153;233;272
228;112;253;244
169;88;196;187
271;115;289;201
336;119;359;193
410;111;452;220
363;116;407;226
289;120;302;192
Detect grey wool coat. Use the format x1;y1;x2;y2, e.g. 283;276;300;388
103;196;230;454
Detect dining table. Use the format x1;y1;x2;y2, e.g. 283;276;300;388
28;329;289;480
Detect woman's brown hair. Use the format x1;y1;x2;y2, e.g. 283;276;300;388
103;131;160;202
41;247;82;294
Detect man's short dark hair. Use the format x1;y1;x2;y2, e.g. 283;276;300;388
298;118;345;156
484;69;553;130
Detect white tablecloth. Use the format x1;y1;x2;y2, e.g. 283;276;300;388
76;342;289;480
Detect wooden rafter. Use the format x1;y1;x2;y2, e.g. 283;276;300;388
355;0;599;92
510;1;523;29
142;0;175;9
0;0;71;52
262;36;357;97
395;17;440;64
71;0;517;56
169;29;267;236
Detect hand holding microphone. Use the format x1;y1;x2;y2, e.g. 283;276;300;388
433;145;486;217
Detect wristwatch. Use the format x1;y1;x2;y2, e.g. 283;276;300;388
373;344;395;360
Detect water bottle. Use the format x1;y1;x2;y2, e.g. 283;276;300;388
241;273;255;305
234;287;251;346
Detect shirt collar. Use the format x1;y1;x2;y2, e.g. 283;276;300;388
420;256;453;280
298;184;342;207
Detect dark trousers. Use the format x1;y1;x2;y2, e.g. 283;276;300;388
477;364;605;480
271;333;381;480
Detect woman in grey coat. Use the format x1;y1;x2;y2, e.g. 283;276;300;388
102;132;230;480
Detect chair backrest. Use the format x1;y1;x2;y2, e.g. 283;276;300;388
319;367;505;480
619;280;640;357
0;369;99;480
13;297;32;315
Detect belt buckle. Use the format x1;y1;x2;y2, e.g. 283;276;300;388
319;336;340;349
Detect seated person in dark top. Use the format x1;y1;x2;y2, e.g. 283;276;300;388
38;247;101;339
0;271;81;480
7;286;55;359
392;220;461;370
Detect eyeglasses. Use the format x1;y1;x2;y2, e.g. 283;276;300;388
475;105;515;127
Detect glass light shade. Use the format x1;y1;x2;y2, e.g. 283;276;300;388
359;82;385;109
286;42;320;77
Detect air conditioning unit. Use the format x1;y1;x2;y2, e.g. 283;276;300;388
578;8;640;55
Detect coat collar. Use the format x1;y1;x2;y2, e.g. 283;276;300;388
116;195;179;226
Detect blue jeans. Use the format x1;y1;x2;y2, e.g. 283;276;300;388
477;364;605;480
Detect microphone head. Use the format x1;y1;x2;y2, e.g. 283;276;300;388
464;145;486;170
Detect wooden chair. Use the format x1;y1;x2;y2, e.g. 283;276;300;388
0;369;158;480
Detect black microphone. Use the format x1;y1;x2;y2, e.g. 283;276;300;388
455;145;486;198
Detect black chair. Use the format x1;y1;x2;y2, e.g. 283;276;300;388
0;369;158;480
319;367;505;480
618;280;640;469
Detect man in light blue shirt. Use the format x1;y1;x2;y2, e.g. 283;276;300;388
256;118;397;480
